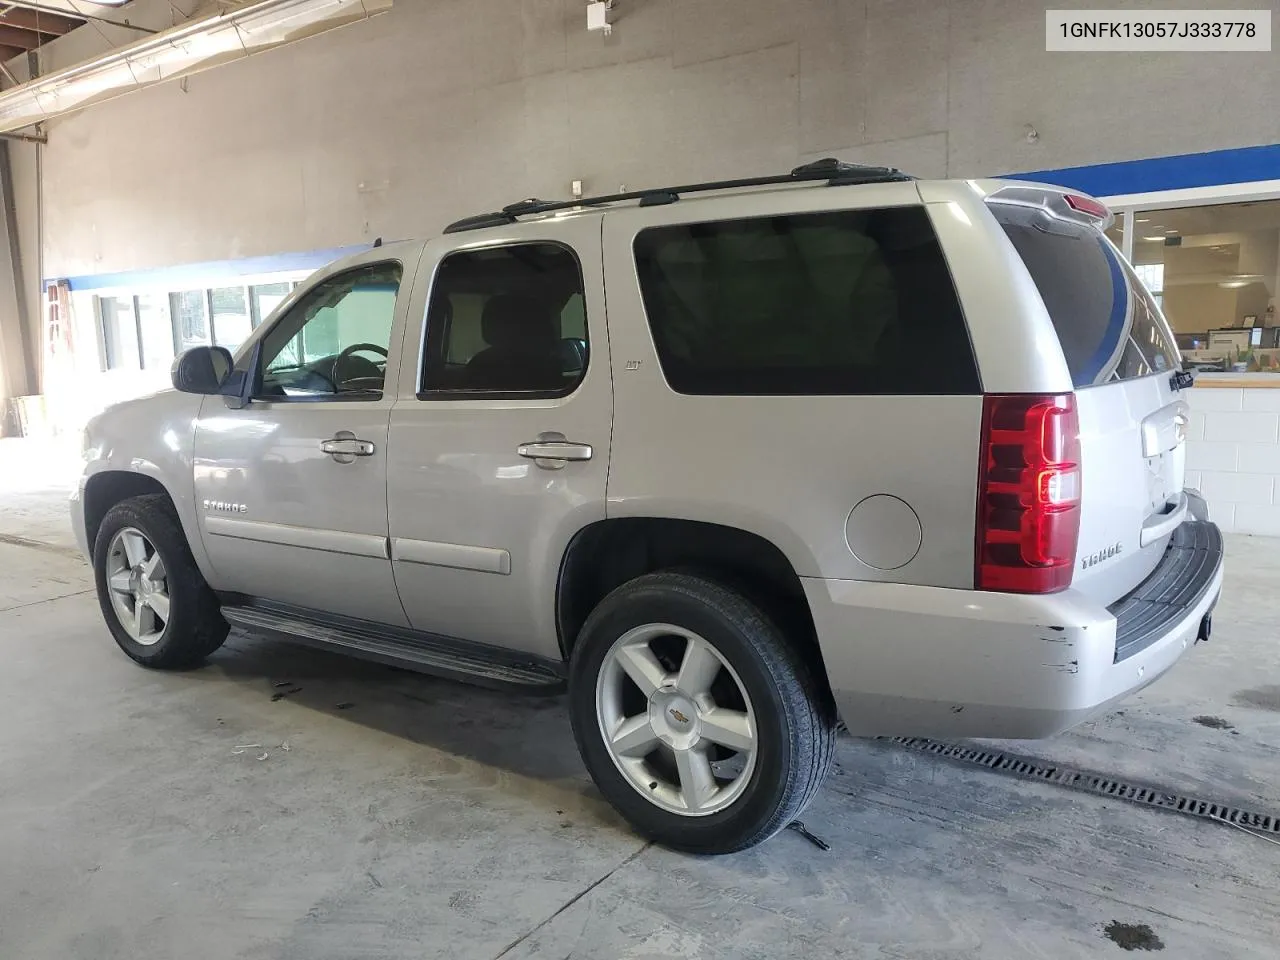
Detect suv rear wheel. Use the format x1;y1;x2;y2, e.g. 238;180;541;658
569;571;835;853
93;494;229;669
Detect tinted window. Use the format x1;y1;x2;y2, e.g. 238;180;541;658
258;262;402;398
632;207;978;395
992;204;1180;387
421;243;588;396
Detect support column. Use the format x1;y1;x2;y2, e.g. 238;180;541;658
0;139;35;435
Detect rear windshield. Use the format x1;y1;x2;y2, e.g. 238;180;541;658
632;207;980;395
992;203;1180;387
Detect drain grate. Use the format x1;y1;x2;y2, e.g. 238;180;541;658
882;737;1280;837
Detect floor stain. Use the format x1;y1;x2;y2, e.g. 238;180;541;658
1104;921;1165;952
1232;685;1280;712
1192;715;1235;730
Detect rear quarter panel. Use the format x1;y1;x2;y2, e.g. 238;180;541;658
600;183;985;588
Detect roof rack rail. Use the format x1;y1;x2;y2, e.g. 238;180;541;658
442;158;913;234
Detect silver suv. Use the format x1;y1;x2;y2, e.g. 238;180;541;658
73;160;1224;853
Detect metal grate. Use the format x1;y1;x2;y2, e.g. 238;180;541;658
883;737;1280;836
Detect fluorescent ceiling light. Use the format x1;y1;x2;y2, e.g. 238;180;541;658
0;0;392;133
1142;236;1166;241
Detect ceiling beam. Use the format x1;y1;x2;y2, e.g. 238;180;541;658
0;7;82;35
0;24;44;49
0;43;25;64
0;2;156;33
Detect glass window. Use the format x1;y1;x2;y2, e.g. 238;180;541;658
250;282;292;328
632;208;978;395
258;262;402;398
422;243;588;395
1132;200;1280;373
992;204;1180;387
99;296;140;372
171;290;211;352
210;286;252;352
136;294;175;371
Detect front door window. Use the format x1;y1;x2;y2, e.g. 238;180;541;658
259;262;402;398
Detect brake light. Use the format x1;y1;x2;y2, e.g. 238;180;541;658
1064;193;1110;221
976;394;1081;593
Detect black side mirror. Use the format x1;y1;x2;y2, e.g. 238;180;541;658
171;346;234;395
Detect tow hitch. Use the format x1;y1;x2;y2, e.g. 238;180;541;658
1196;612;1213;644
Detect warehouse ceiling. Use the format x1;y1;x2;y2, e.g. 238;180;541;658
0;0;393;133
0;4;86;63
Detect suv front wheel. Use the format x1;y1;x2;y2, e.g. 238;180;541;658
93;494;229;669
569;572;835;854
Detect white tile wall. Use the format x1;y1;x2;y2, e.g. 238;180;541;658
1185;387;1280;535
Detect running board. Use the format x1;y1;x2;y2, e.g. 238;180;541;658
220;603;566;694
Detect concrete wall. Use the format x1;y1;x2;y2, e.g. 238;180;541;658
3;0;1280;405
1187;385;1280;536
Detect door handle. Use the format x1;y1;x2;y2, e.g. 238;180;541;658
518;432;593;470
321;435;376;463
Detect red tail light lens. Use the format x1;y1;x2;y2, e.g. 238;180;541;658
1064;193;1110;221
976;393;1081;593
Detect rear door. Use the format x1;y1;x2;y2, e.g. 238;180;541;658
989;193;1187;603
385;216;612;661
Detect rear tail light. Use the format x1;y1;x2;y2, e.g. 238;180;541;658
976;393;1081;593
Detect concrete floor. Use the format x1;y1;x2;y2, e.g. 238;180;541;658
2;438;1279;959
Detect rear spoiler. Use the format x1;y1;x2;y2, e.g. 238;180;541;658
983;182;1115;231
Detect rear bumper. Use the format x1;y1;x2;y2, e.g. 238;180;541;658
804;519;1224;739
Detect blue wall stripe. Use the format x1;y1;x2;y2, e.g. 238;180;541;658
57;242;375;293
1006;142;1280;199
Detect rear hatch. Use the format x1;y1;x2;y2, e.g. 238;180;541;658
989;188;1188;605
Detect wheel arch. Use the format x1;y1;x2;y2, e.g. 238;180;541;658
556;517;830;694
82;470;212;581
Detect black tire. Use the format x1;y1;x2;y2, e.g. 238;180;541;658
93;494;228;669
569;571;836;854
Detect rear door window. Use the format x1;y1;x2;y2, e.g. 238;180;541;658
632;207;979;395
991;204;1180;387
420;242;588;397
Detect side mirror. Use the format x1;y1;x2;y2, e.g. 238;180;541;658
171;346;234;395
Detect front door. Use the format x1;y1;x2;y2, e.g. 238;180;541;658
193;248;422;625
386;217;612;660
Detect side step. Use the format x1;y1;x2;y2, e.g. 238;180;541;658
220;603;566;694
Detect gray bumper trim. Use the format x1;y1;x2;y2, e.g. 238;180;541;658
1109;520;1223;663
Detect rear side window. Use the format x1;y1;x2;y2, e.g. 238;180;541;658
632;207;979;395
992;204;1180;387
421;242;588;397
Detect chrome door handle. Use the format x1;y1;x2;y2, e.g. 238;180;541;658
518;433;593;470
321;436;376;463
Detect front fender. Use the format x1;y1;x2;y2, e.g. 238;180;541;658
79;390;214;582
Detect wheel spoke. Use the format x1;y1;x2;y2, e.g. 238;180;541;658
610;715;659;758
143;552;165;580
675;636;722;698
136;600;158;637
146;591;171;624
122;531;148;568
699;708;753;753
673;746;717;812
614;643;668;697
108;571;133;595
126;600;143;638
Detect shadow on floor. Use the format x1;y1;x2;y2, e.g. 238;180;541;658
199;630;590;785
